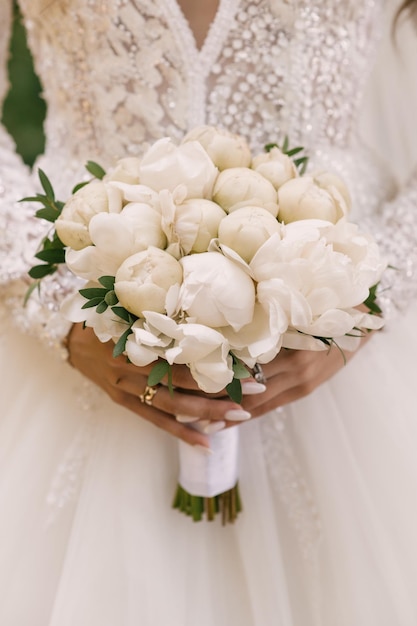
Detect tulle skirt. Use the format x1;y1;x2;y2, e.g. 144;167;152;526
1;302;417;626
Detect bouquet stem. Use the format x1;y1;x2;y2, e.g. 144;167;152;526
174;426;241;524
172;483;242;524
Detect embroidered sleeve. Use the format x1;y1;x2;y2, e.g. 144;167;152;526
371;172;417;319
0;2;73;356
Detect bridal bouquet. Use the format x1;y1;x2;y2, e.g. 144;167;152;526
25;126;385;523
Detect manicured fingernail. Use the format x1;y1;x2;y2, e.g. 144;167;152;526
193;444;213;456
201;420;226;434
241;381;266;395
176;414;200;423
225;409;252;421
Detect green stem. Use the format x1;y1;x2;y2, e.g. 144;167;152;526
172;483;242;525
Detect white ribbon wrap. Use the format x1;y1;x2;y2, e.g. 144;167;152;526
178;428;239;498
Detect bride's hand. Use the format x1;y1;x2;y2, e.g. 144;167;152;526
67;323;251;447
240;333;373;417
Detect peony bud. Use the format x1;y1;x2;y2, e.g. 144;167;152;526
115;248;182;317
218;206;281;263
182;125;252;170
56;181;123;250
212;167;279;216
252;147;298;189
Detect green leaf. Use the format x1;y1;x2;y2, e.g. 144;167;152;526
19;195;48;203
226;377;242;404
231;357;250;380
85;161;106;180
72;181;89;194
28;264;57;279
111;306;133;323
294;156;309;174
148;360;170;386
79;287;108;299
81;297;104;309
113;328;133;358
35;248;66;264
38;168;55;201
23;280;41;306
96;301;109;314
264;142;279;153
282;136;289;152
285;146;304;157
363;283;383;315
98;275;116;290
104;290;118;306
35;207;59;223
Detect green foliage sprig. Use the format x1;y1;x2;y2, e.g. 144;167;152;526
226;355;251;404
363;283;383;315
265;135;309;174
21;169;66;285
22;162;106;302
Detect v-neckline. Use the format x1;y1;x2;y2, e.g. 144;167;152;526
165;0;239;66
162;0;240;127
173;0;222;53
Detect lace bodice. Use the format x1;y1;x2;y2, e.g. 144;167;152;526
1;0;417;344
19;0;382;166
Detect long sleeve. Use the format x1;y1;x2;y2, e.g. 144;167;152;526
371;173;417;319
358;7;417;320
0;1;71;355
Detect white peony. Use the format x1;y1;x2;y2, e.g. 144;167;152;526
179;252;256;331
217;206;281;263
213;167;279;216
220;303;285;368
251;220;385;341
252;147;298;189
138;137;218;199
56;181;123;250
65;202;166;281
182;125;252;170
159;190;226;258
125;318;174;367
108;181;160;206
142;311;234;393
277;172;351;224
115;247;183;317
106;156;142;184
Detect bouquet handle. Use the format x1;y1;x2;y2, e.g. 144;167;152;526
173;427;242;523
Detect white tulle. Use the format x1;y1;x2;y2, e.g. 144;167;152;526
2;301;417;625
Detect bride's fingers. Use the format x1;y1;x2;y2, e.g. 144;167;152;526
116;375;250;422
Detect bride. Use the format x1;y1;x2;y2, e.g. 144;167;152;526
1;1;417;624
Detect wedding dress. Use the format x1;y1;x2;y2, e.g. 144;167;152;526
1;1;417;624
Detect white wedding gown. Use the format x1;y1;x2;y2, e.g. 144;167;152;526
1;1;417;624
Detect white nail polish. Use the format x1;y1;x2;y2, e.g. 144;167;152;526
176;414;200;423
241;381;267;395
193;444;213;456
225;409;252;421
202;420;226;434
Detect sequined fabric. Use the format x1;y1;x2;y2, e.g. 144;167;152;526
0;0;416;352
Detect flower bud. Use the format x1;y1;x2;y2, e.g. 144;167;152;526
138;137;218;199
115;248;182;317
56;181;123;250
218;206;281;263
277;172;350;224
252;147;298;189
212;167;279;216
182;125;252;170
